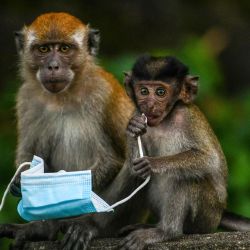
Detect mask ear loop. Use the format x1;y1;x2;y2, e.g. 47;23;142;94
137;113;147;158
0;162;31;211
107;113;150;210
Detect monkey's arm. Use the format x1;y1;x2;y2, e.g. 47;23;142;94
10;136;36;196
91;131;140;191
134;148;217;180
91;156;123;192
11;105;37;196
90;85;134;191
16;138;35;166
15;90;37;166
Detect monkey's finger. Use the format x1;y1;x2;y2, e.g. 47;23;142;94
65;226;82;250
131;115;147;124
133;157;147;165
128;241;140;250
128;122;146;133
135;166;150;175
132;158;146;167
141;171;151;179
72;231;91;250
80;231;92;250
135;168;151;179
126;130;136;138
127;125;144;135
72;236;84;250
9;183;22;197
72;233;86;250
133;160;150;170
119;238;131;250
133;159;150;170
129;119;147;130
61;225;74;249
121;236;138;250
119;231;135;248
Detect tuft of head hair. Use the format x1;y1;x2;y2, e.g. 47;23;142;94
28;12;86;40
132;55;189;82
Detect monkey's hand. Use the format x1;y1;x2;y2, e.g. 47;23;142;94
61;219;99;250
0;220;59;250
126;115;147;138
10;162;33;197
132;157;152;179
9;175;22;197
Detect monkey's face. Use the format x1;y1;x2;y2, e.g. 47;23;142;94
31;43;77;93
15;13;100;94
134;81;177;126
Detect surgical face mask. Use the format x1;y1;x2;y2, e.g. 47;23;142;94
17;156;114;221
0;117;150;221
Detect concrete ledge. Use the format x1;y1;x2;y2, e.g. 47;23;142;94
24;231;250;250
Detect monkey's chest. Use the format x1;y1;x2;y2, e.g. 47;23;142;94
34;113;105;172
143;126;188;157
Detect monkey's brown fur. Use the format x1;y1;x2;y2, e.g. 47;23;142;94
118;55;228;249
0;13;135;250
15;13;134;191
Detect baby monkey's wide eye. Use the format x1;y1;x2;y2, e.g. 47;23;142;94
156;87;166;97
59;44;70;53
38;45;49;53
140;87;149;95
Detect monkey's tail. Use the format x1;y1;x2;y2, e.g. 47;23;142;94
220;210;250;231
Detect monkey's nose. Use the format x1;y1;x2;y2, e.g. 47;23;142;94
147;101;155;110
48;60;60;71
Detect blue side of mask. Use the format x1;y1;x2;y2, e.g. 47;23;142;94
17;156;112;221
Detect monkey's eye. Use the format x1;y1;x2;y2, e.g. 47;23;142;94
155;87;166;97
140;87;149;95
59;45;70;53
38;45;50;53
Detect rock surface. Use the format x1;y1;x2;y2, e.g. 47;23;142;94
23;231;250;250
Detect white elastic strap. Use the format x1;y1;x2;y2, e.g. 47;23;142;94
106;114;150;210
0;162;31;211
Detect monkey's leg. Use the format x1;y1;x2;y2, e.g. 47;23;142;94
119;178;188;250
183;181;223;234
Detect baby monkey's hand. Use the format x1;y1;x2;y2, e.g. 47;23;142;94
127;114;147;138
132;156;152;179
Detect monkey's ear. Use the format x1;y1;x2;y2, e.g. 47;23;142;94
179;75;199;104
14;31;25;55
123;71;134;99
88;28;100;56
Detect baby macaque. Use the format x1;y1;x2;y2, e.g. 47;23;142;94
120;54;230;250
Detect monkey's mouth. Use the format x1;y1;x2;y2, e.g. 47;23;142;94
42;79;69;93
145;114;163;126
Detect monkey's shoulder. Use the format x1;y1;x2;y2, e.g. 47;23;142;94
169;103;214;131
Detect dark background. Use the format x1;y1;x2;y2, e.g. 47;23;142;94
0;0;249;233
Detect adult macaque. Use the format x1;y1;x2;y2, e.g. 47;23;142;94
0;12;134;249
118;55;250;250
